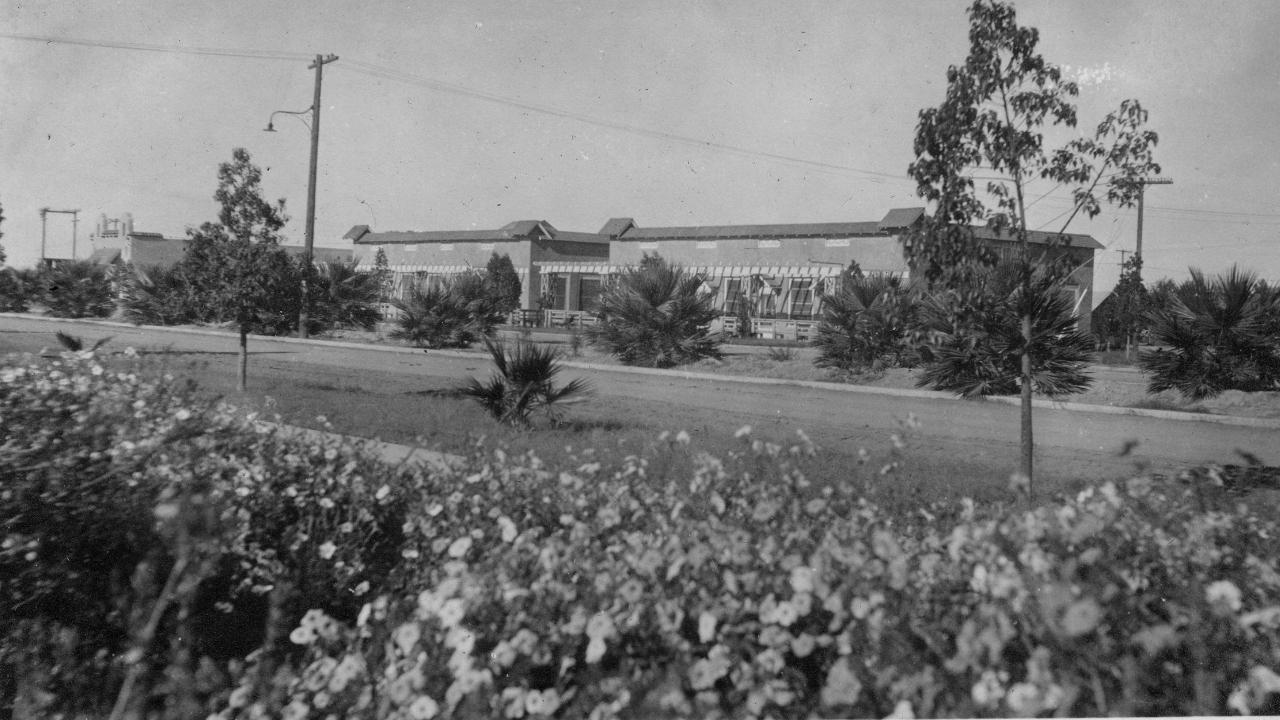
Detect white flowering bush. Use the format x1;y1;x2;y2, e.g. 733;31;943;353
6;349;1280;718
0;350;452;717
229;435;1280;718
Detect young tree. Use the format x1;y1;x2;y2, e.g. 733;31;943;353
373;247;393;303
485;253;523;317
215;148;288;244
186;223;295;391
182;149;295;390
0;199;7;265
906;0;1159;494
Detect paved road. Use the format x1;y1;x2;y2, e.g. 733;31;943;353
2;316;1275;494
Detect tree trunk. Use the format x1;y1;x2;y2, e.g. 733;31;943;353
1020;313;1034;498
238;325;248;392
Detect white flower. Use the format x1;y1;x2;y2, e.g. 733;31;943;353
586;612;616;640
289;625;316;645
1005;682;1041;716
438;598;466;628
353;580;370;596
697;611;717;643
490;640;517;668
447;536;473;558
498;516;518;543
790;566;815;594
773;600;798;627
675;430;691;445
408;695;440;720
734;425;753;439
525;688;561;716
971;670;1006;708
393;622;421;656
883;700;914;719
174;408;191;421
1206;579;1243;614
318;541;337;560
375;484;391;500
585;636;607;664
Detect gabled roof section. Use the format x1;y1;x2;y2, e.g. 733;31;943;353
500;220;556;238
618;221;883;241
878;207;926;231
972;225;1103;250
598;217;636;238
351;220;607;245
344;225;372;241
87;248;122;265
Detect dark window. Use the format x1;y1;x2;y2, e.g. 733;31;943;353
723;278;743;315
790;278;814;318
579;276;603;313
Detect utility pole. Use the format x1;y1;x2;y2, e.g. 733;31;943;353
298;53;339;339
39;207;80;265
1135;177;1172;277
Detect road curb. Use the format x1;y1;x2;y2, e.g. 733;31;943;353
6;312;1280;430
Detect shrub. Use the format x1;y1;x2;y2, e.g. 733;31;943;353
0;350;436;716
390;274;504;349
484;253;523;317
813;273;918;372
40;260;115;318
914;260;1094;397
307;259;383;333
0;267;32;312
230;435;1280;720
459;339;591;426
9;349;1280;719
1140;266;1280;399
120;263;198;325
587;254;723;367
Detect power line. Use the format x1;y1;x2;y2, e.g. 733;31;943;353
340;59;915;183
0;31;312;62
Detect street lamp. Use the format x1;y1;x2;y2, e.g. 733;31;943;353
265;53;338;339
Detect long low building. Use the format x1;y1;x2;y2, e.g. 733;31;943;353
349;207;1101;336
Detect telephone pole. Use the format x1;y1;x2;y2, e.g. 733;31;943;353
299;53;338;338
1135;177;1172;277
266;53;338;338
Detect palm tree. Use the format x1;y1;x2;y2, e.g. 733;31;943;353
41;260;115;318
390;274;503;349
813;273;918;371
120;263;195;326
1140;265;1280;399
914;260;1094;398
587;254;723;367
460;339;591;427
307;259;382;334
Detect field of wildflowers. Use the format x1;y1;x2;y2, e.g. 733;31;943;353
4;348;1280;718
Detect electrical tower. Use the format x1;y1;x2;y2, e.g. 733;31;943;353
39;207;81;264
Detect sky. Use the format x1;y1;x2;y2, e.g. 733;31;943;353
2;0;1279;297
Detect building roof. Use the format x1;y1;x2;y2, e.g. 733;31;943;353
878;207;926;231
598;217;636;238
344;225;371;241
618;221;883;241
615;207;927;241
87;248;122;265
348;220;609;246
971;225;1104;250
